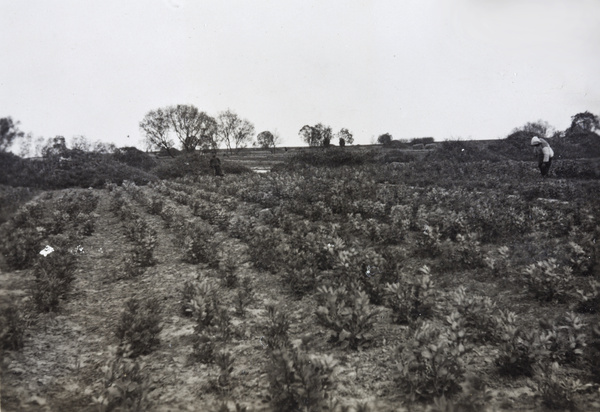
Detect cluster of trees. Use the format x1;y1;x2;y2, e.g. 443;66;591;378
3;110;598;159
0;117;116;157
298;124;354;147
509;111;600;140
139;105;260;157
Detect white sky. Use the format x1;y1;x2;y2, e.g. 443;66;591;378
1;0;599;149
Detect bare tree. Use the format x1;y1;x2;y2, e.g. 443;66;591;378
70;135;91;151
512;120;554;138
140;108;175;156
233;118;255;150
216;109;255;153
140;105;217;156
167;105;216;153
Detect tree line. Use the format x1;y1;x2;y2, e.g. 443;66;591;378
140;105;357;156
1;110;598;157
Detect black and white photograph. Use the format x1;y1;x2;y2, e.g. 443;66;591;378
1;1;600;411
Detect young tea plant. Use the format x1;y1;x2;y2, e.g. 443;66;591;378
575;279;600;314
530;362;590;411
115;297;162;358
264;303;291;351
94;352;150;412
234;277;254;318
315;285;379;350
449;286;497;343
213;350;235;394
31;250;76;312
541;312;587;365
384;265;436;325
394;321;466;401
494;310;550;377
266;348;339;412
0;305;25;351
522;258;573;303
483;245;511;277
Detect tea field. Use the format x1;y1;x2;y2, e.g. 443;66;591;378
1;159;600;411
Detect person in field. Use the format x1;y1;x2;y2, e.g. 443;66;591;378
531;136;554;177
209;152;224;177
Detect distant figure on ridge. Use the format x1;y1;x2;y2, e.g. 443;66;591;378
209;152;224;177
530;136;554;177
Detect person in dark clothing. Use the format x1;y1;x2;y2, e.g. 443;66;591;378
530;136;554;177
209;153;224;177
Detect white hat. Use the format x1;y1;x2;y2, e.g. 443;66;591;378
531;136;541;146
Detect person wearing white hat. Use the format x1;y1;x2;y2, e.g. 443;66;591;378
530;136;554;177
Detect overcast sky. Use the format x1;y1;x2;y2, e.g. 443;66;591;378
1;0;599;150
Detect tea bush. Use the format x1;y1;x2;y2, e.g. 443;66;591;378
1;226;44;270
542;312;587;364
522;258;573;302
567;234;597;277
576;280;600;314
395;321;466;401
315;285;379;350
266;347;339;412
0;305;25;350
94;354;150;412
214;350;235;393
182;221;219;266
384;265;436;325
449;286;497;343
185;276;232;363
588;318;600;382
483;246;511;277
531;363;589;411
31;250;76;312
448;233;485;268
264;303;291;351
234;277;254;318
494;310;550;376
115;297;162;358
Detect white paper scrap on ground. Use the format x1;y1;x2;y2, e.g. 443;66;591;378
40;245;54;257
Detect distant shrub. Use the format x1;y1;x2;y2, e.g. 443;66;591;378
111;146;158;171
152;152;251;179
0;185;36;224
45;151;158;188
553;158;600;179
0;151;157;189
553;130;600;159
0;152;41;187
425;140;504;163
282;148;378;168
1;226;43;270
411;137;434;145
